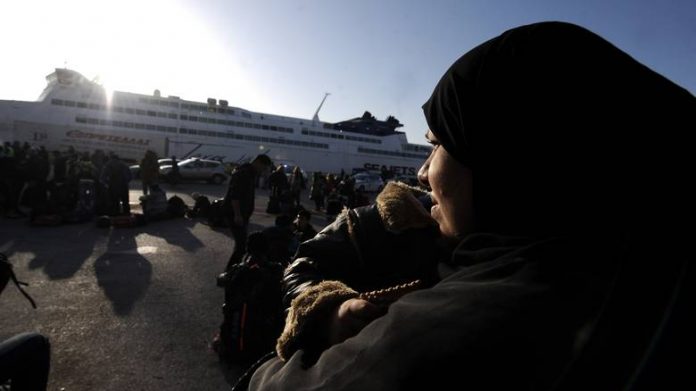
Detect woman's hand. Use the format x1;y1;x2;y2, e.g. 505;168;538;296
326;298;385;346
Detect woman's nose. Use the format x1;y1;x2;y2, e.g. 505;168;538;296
417;161;429;188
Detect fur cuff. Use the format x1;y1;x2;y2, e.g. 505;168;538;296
276;280;359;362
376;181;436;233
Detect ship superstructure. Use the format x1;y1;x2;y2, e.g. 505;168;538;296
0;68;430;175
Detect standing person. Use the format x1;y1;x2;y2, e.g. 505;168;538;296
1;143;25;218
324;173;336;196
169;155;180;185
309;172;325;211
139;150;159;196
90;149;106;176
51;151;66;184
248;22;694;390
289;166;305;209
100;153;132;215
266;165;288;214
224;154;273;270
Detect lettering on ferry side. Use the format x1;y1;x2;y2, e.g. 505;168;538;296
363;163;417;176
66;130;151;146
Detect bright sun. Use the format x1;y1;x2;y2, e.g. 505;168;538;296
2;0;263;109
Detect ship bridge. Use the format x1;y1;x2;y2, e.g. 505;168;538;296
39;68;102;102
328;111;404;137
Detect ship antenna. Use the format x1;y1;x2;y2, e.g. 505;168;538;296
312;92;330;122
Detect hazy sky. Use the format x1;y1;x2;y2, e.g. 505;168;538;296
1;0;694;145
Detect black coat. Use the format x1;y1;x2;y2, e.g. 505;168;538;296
251;234;619;390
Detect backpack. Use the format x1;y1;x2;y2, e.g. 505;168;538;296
141;187;168;218
215;260;283;364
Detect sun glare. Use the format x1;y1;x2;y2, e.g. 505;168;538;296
2;0;268;113
8;0;265;111
102;84;114;109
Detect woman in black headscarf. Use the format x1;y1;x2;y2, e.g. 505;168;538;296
248;21;694;390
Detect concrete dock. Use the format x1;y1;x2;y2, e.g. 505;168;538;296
0;182;335;391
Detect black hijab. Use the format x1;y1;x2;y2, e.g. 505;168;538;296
423;21;694;237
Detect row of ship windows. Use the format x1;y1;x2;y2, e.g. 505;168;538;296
73;116;329;150
136;97;180;109
301;129;381;144
74;115;426;158
358;147;429;160
55;99;178;119
137;97;239;116
180;115;293;133
53;98;293;134
179;128;328;149
75;116;178;133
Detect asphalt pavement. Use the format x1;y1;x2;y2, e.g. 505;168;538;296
0;181;335;391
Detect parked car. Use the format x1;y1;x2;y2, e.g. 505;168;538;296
129;158;175;179
159;158;228;184
352;172;384;192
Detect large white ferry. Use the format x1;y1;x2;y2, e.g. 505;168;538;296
0;68;431;176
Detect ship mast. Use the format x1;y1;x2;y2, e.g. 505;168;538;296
312;92;330;122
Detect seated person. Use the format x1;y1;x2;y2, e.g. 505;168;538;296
262;215;298;267
292;209;317;243
248;22;694;390
231;180;439;389
139;184;168;219
186;192;211;218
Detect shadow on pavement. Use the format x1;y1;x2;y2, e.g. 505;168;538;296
138;217;205;253
1;223;102;280
94;230;152;316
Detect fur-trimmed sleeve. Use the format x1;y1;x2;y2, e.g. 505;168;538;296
276;280;359;361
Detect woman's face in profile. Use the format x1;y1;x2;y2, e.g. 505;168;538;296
418;130;474;243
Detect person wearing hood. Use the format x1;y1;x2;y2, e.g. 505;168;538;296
247;21;694;390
